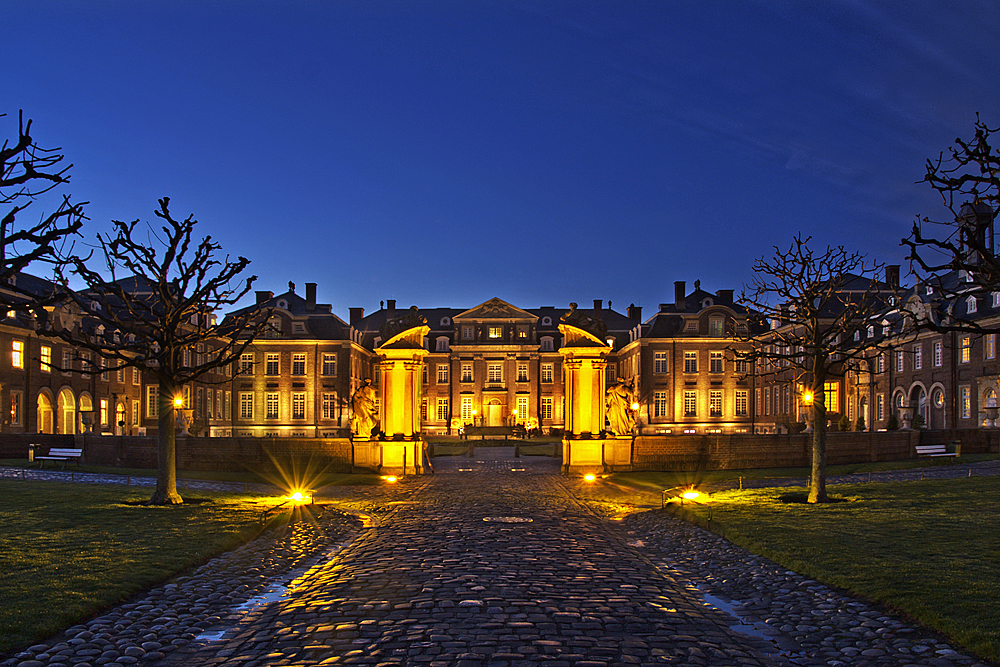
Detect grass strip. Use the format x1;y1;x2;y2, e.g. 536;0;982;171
0;480;276;654
659;476;999;664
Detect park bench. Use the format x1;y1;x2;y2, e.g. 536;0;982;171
34;447;84;468
915;444;959;458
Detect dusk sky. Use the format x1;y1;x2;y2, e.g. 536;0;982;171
5;1;1000;320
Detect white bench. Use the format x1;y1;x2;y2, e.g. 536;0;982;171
915;444;959;458
35;447;84;468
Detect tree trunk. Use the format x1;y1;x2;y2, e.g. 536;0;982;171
808;390;829;503
149;377;183;505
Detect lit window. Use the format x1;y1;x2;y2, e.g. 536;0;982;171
987;335;997;360
11;340;23;369
488;326;502;339
437;364;449;384
735;390;748;416
824;382;839;413
654;352;668;374
709;318;724;337
292;353;306;376
516;396;529;422
540;397;553;420
517;325;529;339
960;337;971;364
684;351;697;373
517;363;528;383
40;346;51;373
265;392;279;419
541;363;553;383
654;391;667;417
461;363;473;382
960;387;971;419
266;353;280;375
292;392;306;420
323;353;336;376
240;353;254;375
10;390;22;426
420;398;427;421
461;396;473;419
322;393;336;419
488;363;502;383
147;386;159;419
710;390;723;417
240;392;254;420
709;351;724;374
437;397;449;421
100;399;108;426
683;391;697;417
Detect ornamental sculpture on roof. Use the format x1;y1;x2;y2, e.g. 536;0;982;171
379;305;427;340
561;302;607;336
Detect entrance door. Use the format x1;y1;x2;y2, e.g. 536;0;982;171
486;399;504;427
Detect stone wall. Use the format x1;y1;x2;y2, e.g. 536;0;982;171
1;434;354;473
631;429;999;472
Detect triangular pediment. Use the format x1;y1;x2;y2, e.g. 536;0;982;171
454;297;536;321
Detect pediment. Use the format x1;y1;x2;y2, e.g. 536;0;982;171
453;297;536;321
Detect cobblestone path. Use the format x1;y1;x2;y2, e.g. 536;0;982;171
167;456;781;667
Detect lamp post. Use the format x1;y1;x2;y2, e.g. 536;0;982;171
801;389;814;433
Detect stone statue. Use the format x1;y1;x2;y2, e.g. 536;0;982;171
379;305;428;341
561;302;608;336
350;378;378;438
605;378;636;436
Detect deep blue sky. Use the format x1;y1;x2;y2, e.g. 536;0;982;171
5;1;999;318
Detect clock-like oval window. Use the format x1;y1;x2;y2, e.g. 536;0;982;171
933;390;945;409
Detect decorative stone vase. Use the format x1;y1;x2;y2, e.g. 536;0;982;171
983;406;999;428
899;408;913;430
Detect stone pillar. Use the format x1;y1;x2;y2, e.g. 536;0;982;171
373;324;429;475
559;323;612;475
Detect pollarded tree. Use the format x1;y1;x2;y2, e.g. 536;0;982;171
736;234;901;503
48;197;270;505
1;110;85;301
902;114;1000;332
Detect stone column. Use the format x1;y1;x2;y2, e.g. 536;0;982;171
373;324;429;475
558;323;612;475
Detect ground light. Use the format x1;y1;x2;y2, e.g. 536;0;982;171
583;473;597;483
381;475;398;484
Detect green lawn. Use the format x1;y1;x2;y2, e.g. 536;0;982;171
658;476;999;664
0;481;273;654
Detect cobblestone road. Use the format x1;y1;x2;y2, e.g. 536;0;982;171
163;455;782;667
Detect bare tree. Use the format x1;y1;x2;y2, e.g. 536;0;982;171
1;110;85;301
48;197;270;505
736;234;899;503
902;114;999;332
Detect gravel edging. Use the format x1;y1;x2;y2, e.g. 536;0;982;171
2;506;361;667
623;509;993;667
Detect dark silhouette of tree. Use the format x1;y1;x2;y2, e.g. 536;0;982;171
49;198;270;505
736;234;900;503
902;115;999;332
1;110;85;301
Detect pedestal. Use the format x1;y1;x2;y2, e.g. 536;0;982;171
380;439;423;476
562;436;634;475
353;439;381;471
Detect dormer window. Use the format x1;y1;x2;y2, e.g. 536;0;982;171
686;320;699;331
993;292;1000;308
867;325;875;338
435;336;449;352
292;321;306;333
540;336;554;351
926;285;933;295
90;300;101;312
701;298;713;308
541;316;552;326
854;331;860;342
277;299;288;310
967;295;978;314
440;317;451;327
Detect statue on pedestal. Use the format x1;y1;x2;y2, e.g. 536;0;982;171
350;378;377;439
605;378;636;436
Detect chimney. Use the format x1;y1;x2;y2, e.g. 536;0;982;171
627;303;642;321
255;290;273;305
349;307;364;327
886;265;900;290
674;281;686;311
716;289;735;304
386;299;396;314
593;299;602;313
305;283;317;311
